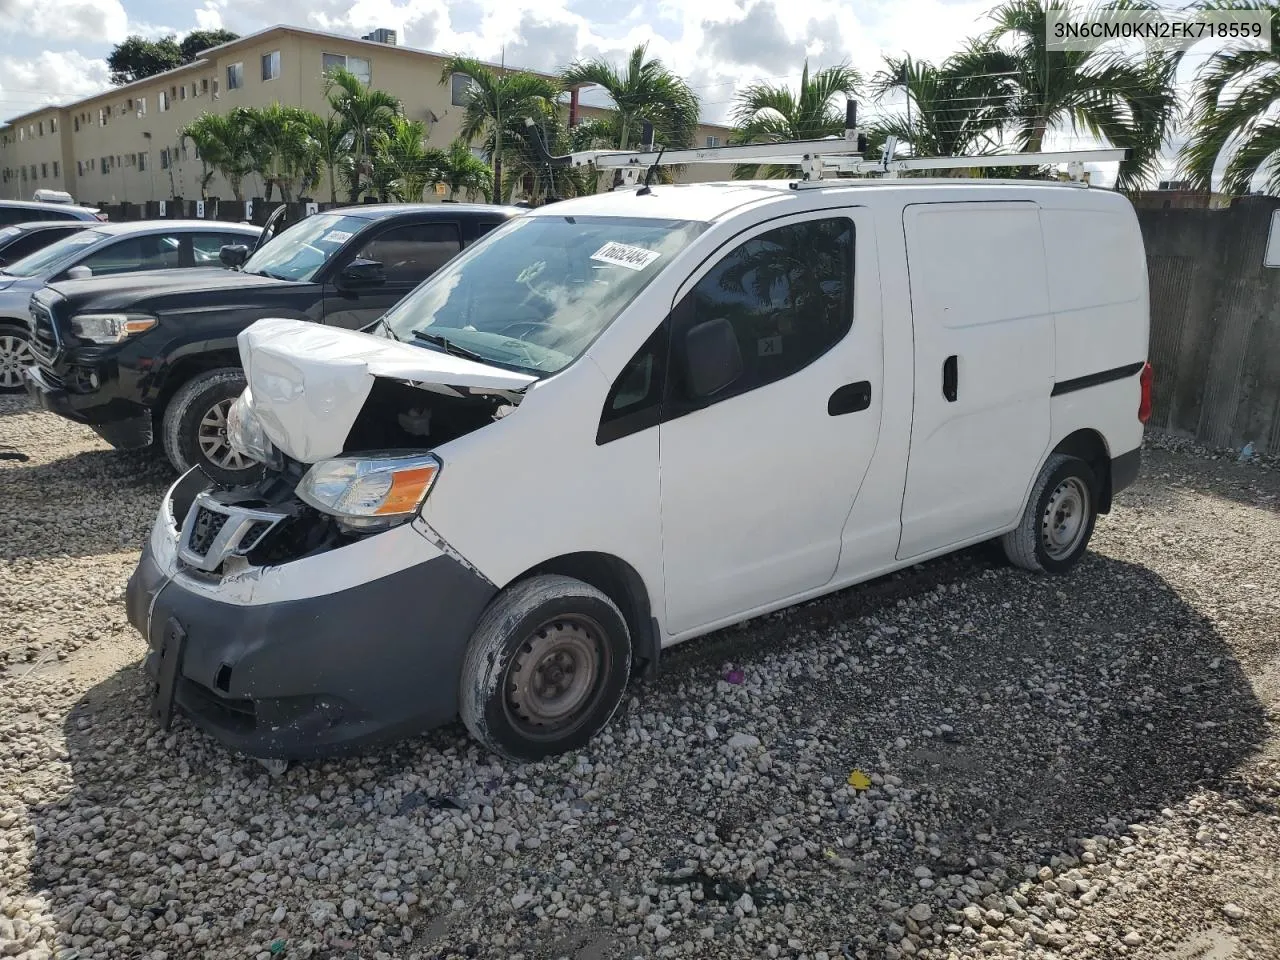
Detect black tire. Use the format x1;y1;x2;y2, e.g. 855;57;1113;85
460;574;632;763
161;368;263;487
1000;453;1099;575
0;321;34;395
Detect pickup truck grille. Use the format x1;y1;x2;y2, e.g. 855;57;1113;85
28;300;61;364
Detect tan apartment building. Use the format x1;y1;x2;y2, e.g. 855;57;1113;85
0;25;735;206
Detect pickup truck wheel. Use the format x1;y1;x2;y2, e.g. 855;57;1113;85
0;323;34;394
460;574;632;763
162;369;263;486
1000;454;1099;575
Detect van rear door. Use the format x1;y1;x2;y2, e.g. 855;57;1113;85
897;200;1054;559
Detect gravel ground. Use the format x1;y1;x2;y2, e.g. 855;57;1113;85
2;393;1278;960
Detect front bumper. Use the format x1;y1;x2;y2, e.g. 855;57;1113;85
125;474;496;760
25;363;153;449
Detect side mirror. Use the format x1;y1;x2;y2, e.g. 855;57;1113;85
681;317;743;398
338;258;385;289
219;244;250;269
65;265;92;280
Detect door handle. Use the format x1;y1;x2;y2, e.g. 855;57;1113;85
943;355;958;402
828;381;872;416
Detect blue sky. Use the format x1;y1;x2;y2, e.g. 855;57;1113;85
0;0;1238;185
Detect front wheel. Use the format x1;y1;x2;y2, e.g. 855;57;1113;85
460;574;632;763
1000;453;1099;574
0;323;35;395
161;368;263;486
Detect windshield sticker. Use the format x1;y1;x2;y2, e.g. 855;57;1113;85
321;230;353;244
590;241;661;272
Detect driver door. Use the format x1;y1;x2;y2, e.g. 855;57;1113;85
322;220;463;329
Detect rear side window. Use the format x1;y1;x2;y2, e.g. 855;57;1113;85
0;208;22;225
353;222;462;283
670;216;855;407
192;232;253;263
0;229;75;263
78;234;183;276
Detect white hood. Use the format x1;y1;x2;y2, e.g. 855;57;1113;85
238;317;537;463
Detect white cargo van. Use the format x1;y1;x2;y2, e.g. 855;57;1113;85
125;165;1153;765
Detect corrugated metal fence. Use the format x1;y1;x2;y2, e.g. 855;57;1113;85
1139;196;1280;455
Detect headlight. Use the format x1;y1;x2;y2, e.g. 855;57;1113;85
226;388;272;464
297;452;441;531
70;313;157;344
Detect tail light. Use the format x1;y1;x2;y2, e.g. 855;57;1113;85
1138;361;1153;424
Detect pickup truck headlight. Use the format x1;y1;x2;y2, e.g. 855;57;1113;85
297;452;441;532
70;313;157;344
226;389;272;464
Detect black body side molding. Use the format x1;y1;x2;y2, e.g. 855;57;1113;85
1051;361;1145;397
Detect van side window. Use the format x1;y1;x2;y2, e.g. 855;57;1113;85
671;216;854;409
597;322;669;445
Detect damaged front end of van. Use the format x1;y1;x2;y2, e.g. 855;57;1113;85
124;318;532;760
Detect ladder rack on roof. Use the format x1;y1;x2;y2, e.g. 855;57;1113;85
525;100;1131;190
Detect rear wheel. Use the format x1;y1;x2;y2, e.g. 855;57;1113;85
460;574;632;762
162;368;263;486
1000;453;1099;574
0;323;34;395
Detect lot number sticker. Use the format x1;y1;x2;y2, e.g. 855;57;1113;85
591;241;661;271
322;230;353;244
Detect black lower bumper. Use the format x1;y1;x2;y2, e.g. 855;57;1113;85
25;364;153;449
1110;446;1141;500
125;536;496;760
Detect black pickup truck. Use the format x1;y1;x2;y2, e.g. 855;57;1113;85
25;202;523;484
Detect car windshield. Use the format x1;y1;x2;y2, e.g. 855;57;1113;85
241;213;369;282
2;229;107;277
380;214;707;375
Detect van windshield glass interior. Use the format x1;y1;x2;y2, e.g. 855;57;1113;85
1;229;106;277
242;213;369;282
380;214;707;375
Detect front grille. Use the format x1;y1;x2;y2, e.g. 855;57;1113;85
187;506;229;557
28;300;60;363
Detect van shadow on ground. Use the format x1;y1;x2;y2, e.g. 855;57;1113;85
27;551;1271;959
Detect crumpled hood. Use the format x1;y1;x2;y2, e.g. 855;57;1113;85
238;317;537;463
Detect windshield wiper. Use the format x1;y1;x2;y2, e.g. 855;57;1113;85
411;330;491;365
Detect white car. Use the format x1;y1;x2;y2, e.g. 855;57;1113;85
126;174;1152;764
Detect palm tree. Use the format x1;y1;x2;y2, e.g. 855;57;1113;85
559;43;700;150
324;67;401;201
250;104;318;202
438;56;560;202
370;116;436;201
728;60;862;178
870;50;1009;166
180;109;256;200
436;139;493;201
1179;1;1280;194
955;0;1180;189
305;113;345;203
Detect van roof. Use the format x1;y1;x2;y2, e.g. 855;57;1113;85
526;178;1129;224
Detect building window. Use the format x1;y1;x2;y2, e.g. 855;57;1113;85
18;128;24;142
160;149;170;170
171;85;177;99
159;91;169;112
28;124;34;137
126;98;133;111
38;120;44;136
52;161;59;178
99;108;107;125
201;78;208;94
322;53;370;85
138;152;146;171
41;163;47;178
706;135;721;147
138;97;146;116
20;168;27;182
227;62;244;90
212;78;220;99
262;50;280;81
451;73;473;107
180;85;187;100
50;116;57;133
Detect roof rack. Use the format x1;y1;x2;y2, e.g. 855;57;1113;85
525;101;1131;190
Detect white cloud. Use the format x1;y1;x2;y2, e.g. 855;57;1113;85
0;51;111;120
0;0;129;43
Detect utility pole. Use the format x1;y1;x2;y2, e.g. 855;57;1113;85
902;62;913;158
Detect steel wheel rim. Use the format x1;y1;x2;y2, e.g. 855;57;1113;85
197;398;249;471
506;615;606;735
0;334;33;389
1041;476;1090;560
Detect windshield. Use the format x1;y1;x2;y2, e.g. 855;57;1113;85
241;213;369;282
380;214;707;375
2;229;106;277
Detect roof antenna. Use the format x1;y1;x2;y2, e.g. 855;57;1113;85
637;121;661;195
